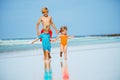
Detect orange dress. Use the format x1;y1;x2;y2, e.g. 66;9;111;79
60;35;68;47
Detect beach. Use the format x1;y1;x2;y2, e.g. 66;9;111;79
0;37;120;80
1;0;120;79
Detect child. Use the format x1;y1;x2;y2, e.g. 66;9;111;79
36;7;59;58
32;25;53;60
54;26;74;60
36;7;59;38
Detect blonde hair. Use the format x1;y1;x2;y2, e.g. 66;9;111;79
60;26;68;33
43;25;50;32
41;7;48;13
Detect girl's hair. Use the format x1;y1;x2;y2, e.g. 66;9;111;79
60;26;68;33
41;7;49;13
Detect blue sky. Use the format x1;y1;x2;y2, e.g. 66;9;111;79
0;0;120;39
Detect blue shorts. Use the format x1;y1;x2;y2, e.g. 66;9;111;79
38;33;51;52
43;45;51;52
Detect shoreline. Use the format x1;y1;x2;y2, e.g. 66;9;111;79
0;34;120;40
0;36;120;53
0;42;120;57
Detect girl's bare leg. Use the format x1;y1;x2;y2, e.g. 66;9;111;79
63;45;67;60
60;45;64;57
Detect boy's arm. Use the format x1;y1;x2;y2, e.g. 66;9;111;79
50;17;59;34
36;17;42;36
31;38;39;44
50;35;60;42
50;38;55;42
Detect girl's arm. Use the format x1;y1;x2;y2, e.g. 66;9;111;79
55;35;60;41
31;38;39;44
68;36;75;39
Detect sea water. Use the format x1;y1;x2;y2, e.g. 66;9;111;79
0;36;120;53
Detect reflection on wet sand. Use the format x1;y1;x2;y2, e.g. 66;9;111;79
61;60;69;80
43;60;69;80
43;60;53;80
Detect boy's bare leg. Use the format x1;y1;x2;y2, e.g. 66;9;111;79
48;52;51;59
45;50;49;60
43;50;46;60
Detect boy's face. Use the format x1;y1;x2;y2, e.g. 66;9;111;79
42;11;48;17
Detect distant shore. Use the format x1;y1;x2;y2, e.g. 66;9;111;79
89;34;120;37
0;34;120;40
75;34;120;38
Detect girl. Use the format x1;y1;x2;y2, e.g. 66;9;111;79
54;26;74;60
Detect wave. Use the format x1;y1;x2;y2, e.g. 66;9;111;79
0;36;120;53
0;39;42;46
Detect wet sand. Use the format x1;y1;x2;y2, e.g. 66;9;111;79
0;42;120;80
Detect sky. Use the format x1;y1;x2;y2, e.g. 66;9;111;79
0;0;120;39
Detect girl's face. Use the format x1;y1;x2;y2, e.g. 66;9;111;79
42;11;48;17
62;29;67;34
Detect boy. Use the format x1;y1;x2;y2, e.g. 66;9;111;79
32;25;53;60
36;7;59;58
36;7;59;36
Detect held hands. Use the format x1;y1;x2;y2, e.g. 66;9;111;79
53;39;57;42
50;38;57;42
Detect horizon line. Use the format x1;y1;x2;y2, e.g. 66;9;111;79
0;33;120;40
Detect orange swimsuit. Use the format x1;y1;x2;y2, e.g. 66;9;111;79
60;35;68;47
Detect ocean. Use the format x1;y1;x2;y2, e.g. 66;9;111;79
0;36;120;80
0;36;120;53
